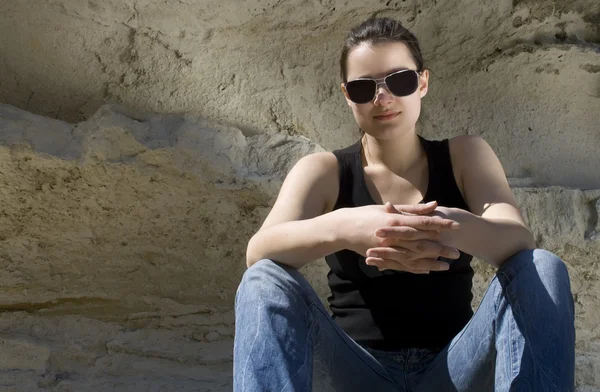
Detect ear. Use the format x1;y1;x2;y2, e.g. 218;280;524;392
418;69;429;98
341;83;353;107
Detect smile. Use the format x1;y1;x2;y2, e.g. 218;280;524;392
374;112;400;121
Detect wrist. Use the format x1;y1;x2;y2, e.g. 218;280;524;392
328;208;352;251
437;207;469;222
435;207;468;247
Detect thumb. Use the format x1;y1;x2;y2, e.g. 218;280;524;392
393;200;438;215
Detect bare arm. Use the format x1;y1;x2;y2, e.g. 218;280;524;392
245;152;343;269
246;152;460;270
440;136;536;267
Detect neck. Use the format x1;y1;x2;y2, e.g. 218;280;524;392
361;129;424;174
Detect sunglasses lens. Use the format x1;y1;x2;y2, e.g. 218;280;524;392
345;79;376;104
386;71;419;97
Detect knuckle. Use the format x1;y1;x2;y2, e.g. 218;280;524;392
415;241;427;252
444;219;456;227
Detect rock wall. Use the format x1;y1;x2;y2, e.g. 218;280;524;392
0;103;598;390
1;0;599;188
0;0;599;390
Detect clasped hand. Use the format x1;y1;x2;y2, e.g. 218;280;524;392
365;201;460;274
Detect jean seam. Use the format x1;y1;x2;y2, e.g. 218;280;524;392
424;275;500;371
308;301;396;384
498;269;541;386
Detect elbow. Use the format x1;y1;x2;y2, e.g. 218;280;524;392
246;232;268;269
245;234;259;269
521;226;537;251
494;228;537;268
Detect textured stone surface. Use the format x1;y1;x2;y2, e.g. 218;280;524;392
0;103;323;391
0;0;599;389
0;103;598;390
0;0;598;187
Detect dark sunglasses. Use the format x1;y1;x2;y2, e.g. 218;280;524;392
344;69;421;104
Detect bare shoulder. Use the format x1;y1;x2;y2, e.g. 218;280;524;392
293;151;339;173
447;135;496;198
448;135;490;153
448;135;496;168
290;151;340;211
259;151;340;230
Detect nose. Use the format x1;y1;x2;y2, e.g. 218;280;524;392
373;82;393;106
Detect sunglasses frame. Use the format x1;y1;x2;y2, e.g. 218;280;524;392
344;69;422;104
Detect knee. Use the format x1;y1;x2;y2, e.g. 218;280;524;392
505;249;572;295
531;249;569;280
236;259;310;303
514;249;569;281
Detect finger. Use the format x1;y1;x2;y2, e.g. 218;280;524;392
411;258;450;271
366;257;433;274
375;226;442;242
393;200;437;215
397;215;460;231
384;201;399;214
367;247;412;259
403;240;461;259
367;249;451;271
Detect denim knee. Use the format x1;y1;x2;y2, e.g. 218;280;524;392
236;259;314;305
506;249;570;283
501;248;573;309
531;249;570;280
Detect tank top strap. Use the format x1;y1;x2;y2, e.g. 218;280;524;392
332;140;362;208
419;136;469;211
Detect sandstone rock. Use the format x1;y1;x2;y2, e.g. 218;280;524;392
0;1;598;389
0;103;598;390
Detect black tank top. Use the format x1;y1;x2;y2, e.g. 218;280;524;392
326;136;474;351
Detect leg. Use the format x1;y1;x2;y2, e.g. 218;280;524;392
233;259;401;392
412;249;575;392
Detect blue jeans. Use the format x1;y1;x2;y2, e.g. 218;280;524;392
233;249;575;391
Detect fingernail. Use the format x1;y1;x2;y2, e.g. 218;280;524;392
451;222;460;230
368;251;379;258
375;230;386;237
439;263;450;271
426;201;436;206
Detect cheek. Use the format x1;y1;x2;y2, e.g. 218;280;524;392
350;105;373;129
404;97;422;119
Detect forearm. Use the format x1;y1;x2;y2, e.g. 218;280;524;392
246;209;347;269
441;208;536;268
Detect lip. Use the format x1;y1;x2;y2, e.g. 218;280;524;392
373;111;400;120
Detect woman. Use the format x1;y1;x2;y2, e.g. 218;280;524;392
234;17;575;392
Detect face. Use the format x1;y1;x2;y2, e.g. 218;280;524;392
341;41;429;139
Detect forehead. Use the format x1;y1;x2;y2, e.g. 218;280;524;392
346;41;417;80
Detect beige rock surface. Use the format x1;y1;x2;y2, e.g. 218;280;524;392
0;103;598;390
1;0;599;187
0;0;599;390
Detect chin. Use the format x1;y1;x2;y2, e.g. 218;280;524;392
363;122;416;140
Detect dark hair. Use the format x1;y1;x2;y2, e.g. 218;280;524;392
340;17;425;83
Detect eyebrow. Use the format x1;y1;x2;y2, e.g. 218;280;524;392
357;67;410;79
